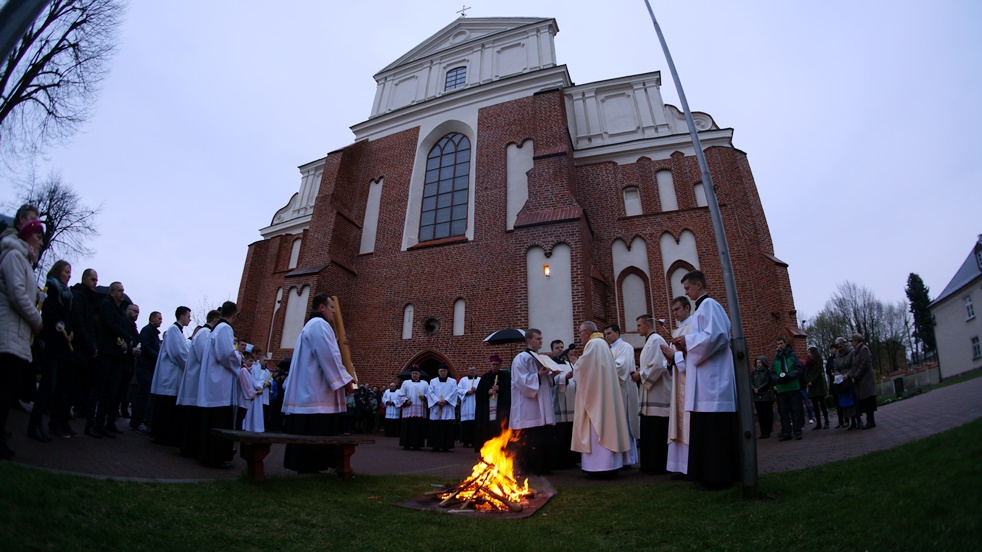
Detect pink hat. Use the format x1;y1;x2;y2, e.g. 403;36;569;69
18;219;43;241
489;354;502;363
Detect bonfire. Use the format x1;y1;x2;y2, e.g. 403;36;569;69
435;429;534;512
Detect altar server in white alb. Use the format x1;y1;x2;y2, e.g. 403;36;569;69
399;366;429;450
197;301;242;468
381;380;402;437
237;350;264;432
572;321;630;476
634;314;670;475
456;366;480;448
672;270;739;490
281;293;353;473
247;349;271;432
426;365;458;452
510;328;556;476
148;306;192;446
661;296;693;476
176;309;218;459
604;324;640;467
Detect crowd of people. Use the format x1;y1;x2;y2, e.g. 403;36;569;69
751;332;879;441
2;207;865;489
0;204;326;469
377;270;741;490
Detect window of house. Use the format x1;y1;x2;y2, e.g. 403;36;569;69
972;336;981;360
966;296;976;320
419;133;470;242
623;187;642;216
445;67;466;91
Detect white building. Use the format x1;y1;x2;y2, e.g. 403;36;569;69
930;235;982;378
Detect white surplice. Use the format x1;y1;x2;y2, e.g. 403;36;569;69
281;316;352;415
150;322;190;397
426;378;459;421
399;380;428;418
509;350;554;430
667;318;692;473
382;388;402;420
456;376;480;421
682;297;737;413
610;338;640;465
176;325;210;406
197;321;241;408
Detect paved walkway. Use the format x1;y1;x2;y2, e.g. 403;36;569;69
6;376;981;487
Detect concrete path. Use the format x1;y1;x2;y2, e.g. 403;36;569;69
6;376;981;487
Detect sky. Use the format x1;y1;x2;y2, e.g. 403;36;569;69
2;0;980;331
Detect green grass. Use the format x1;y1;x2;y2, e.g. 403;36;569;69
3;420;982;551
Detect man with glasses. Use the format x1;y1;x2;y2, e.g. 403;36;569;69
661;296;693;477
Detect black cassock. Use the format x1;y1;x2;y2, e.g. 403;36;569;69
472;369;511;453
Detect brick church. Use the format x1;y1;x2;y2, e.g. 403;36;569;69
234;16;800;385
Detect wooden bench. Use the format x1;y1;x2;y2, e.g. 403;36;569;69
211;429;374;482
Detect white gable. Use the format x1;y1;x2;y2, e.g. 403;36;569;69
377;17;554;75
369;17;559;118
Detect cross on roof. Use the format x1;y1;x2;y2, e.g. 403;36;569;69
457;4;471;17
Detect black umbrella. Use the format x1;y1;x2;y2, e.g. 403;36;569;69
483;328;526;345
277;356;292;372
397;368;430;381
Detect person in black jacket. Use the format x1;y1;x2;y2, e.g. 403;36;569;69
30;260;76;441
70;269;99;426
130;310;161;433
87;281;137;438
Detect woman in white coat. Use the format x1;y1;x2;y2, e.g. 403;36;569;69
0;220;45;459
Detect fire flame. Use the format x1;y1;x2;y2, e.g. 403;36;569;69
438;428;533;511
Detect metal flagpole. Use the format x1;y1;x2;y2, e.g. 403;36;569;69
641;0;758;498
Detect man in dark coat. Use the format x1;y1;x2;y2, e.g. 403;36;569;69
130;311;161;433
473;354;511;452
88;281;137;437
70;270;99;430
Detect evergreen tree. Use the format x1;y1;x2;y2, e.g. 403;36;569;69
905;273;936;353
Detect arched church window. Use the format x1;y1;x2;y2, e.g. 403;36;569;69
419;133;470;242
693;182;708;207
288;238;302;269
623;187;642;216
445;66;466;91
656;170;678;212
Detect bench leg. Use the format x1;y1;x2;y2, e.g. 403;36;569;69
337;445;356;479
240;442;271;482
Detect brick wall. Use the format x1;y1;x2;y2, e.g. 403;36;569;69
237;90;798;385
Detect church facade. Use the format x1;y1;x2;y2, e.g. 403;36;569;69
235;17;800;385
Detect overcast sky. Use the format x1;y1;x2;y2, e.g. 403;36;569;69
2;0;979;332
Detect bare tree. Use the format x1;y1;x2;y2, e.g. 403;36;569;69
4;171;101;271
190;295;230;329
805;308;850;353
879;300;909;374
811;282;910;381
0;0;124;165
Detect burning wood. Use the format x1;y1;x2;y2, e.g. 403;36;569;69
435;429;534;512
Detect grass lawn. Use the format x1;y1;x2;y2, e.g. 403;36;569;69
2;419;981;551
